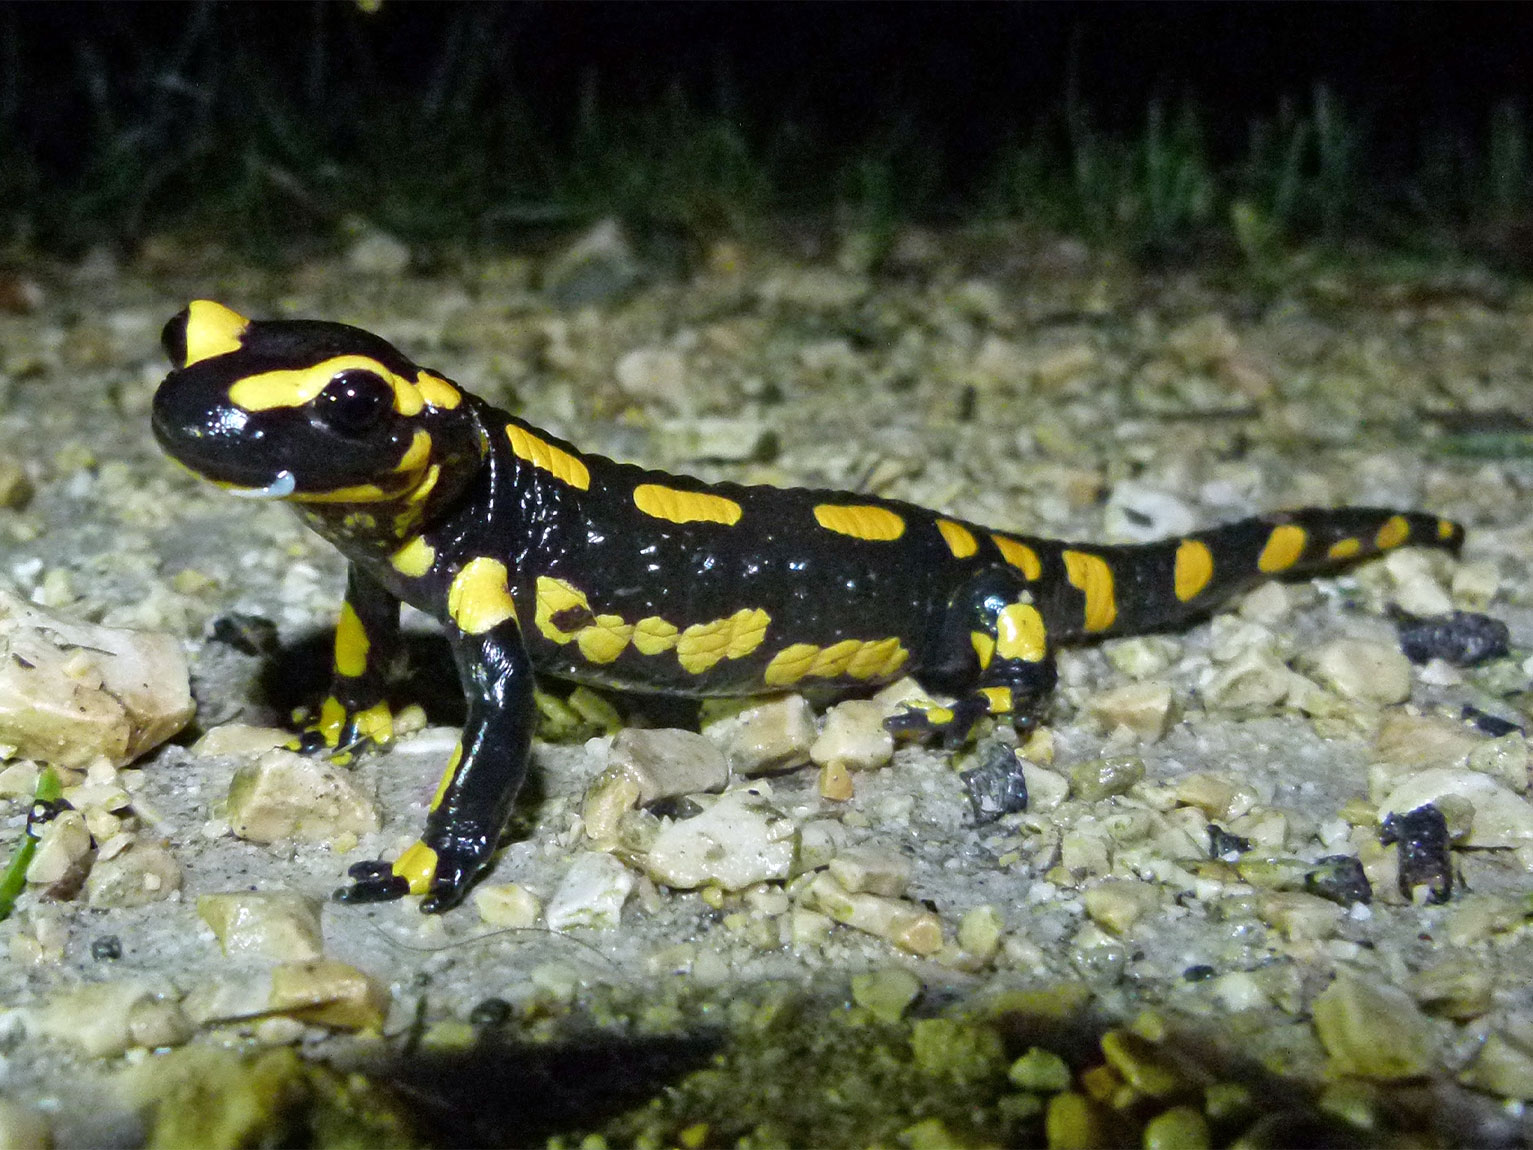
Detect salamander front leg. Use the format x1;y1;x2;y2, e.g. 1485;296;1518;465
295;565;404;755
338;570;535;912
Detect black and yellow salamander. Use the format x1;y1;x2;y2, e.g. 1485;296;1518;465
152;300;1465;912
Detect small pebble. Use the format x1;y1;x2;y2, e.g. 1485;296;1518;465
1068;756;1144;801
1396;611;1509;667
960;742;1029;823
1300;639;1412;706
1379;804;1452;904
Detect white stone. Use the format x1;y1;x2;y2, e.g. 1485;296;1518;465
641;786;796;891
473;882;542;929
1102;483;1197;544
224;748;379;843
827;845;911;898
345;229;411;276
608;727;729;803
1300;639;1413;706
708;696;816;776
615;347;688;408
85;839;182;907
197;891;324;961
545;851;634;931
810;700;894;772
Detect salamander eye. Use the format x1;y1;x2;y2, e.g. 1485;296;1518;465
316;370;393;436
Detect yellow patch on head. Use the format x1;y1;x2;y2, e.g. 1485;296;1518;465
181;300;250;366
632;483;743;526
632;616;680;654
288;481;392;504
577;615;634;664
813;503;905;541
230;354;399;412
979;686;1014;715
1173;539;1214;603
1257;524;1307;574
506;424;590;490
1062;550;1117;633
394;429;432;474
1327;537;1362;561
1375;515;1410;551
676;608;770;674
415;370;462;409
763;643;819;686
996;602;1048;662
392;841;438;895
991;535;1042;581
390;536;436;577
936;519;978;559
448;557;517;635
429;742;465;812
534;576;589;643
333;603;370;678
970;630;996;670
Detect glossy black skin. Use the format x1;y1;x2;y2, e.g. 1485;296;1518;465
152;306;1465;911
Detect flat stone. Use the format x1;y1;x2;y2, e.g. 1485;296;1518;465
1312;972;1436;1080
197;891;324;961
85;839;182;908
806;872;943;955
641;785;796;891
182;960;386;1031
224;749;379;843
544;851;634;931
1300;639;1413;706
1086;681;1174;742
608;727;729;804
709;695;816;776
810;699;893;772
473;882;542;929
827;845;911;898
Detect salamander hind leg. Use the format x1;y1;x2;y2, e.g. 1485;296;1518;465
886;568;1058;747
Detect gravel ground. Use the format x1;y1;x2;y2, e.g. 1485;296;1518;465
1;226;1533;1145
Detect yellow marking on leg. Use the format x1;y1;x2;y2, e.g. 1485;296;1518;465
1256;524;1307;574
415;370;462;410
996;603;1048;662
1173;539;1214;602
979;686;1014;715
317;696;348;745
632;483;743;526
764;643;819;686
429;742;464;812
936;519;978;559
991;535;1042;580
506;424;591;490
448;557;517;635
390;536;436;577
1437;518;1456;541
393;429;432;474
577;615;634;664
813;503;906;541
970;630;996;670
1062;550;1118;633
350;701;394;746
181;300;249;366
632;616;679;654
676;608;770;674
334;603;370;678
535;577;589;643
392;841;438;895
1328;537;1361;561
1375;514;1410;550
846;637;908;679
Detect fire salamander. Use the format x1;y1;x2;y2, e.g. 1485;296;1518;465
152;300;1466;911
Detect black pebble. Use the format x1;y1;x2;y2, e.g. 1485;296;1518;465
1396;611;1509;667
1380;803;1453;904
960;741;1029;824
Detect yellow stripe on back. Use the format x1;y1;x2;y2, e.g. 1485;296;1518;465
1062;550;1117;632
633;483;743;526
1257;524;1307;573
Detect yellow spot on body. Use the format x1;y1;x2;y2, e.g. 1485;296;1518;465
535;576;589;643
577;616;634;664
317;696;347;745
632;483;743;526
991;535;1042;580
429;742;464;812
334;603;369;678
846;637;907;679
970;631;996;670
813;503;905;541
979;686;1014;715
676;608;770;674
390;536;436;577
392;841;437;895
1375;515;1410;550
1328;537;1362;561
1437;518;1457;541
506;424;590;490
394;429;432;474
448;558;517;635
1062;550;1117;633
810;639;864;678
182;300;249;366
1257;524;1307;573
996;603;1048;662
1173;539;1214;603
632;616;679;654
764;643;819;686
415;370;462;409
350;701;394;746
936;519;978;558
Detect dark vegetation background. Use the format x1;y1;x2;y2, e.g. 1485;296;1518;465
3;1;1533;262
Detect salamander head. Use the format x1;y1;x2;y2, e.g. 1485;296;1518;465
153;301;484;519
